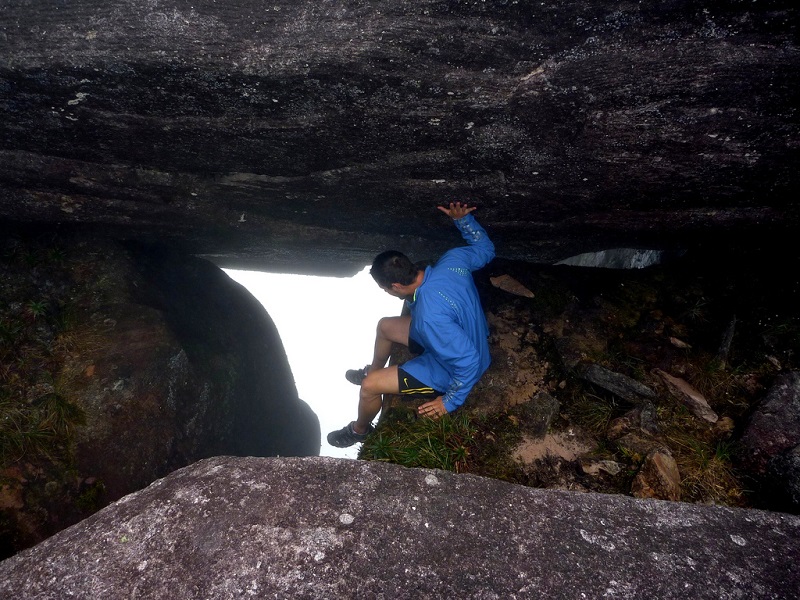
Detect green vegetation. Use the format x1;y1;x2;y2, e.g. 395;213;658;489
359;407;478;473
360;404;531;484
0;342;86;466
566;391;619;435
684;360;751;413
0;239;87;469
682;297;709;323
467;410;526;482
75;479;107;512
25;300;48;321
668;433;744;506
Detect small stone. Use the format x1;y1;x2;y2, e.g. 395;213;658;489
616;433;664;459
654;369;718;423
578;363;656;403
713;416;735;438
607;415;634;440
670;337;691;349
579;458;623;476
631;449;681;502
730;535;747;547
490;274;535;298
639;401;659;435
424;474;440;486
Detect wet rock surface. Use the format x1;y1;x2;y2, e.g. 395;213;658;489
769;446;800;508
1;456;799;599
739;371;800;509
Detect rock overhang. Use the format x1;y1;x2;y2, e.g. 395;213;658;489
1;0;798;274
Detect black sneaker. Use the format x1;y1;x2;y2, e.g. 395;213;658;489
345;365;370;386
327;422;375;448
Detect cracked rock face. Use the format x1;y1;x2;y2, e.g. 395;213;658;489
1;0;798;272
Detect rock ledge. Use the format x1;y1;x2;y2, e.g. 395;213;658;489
1;456;798;599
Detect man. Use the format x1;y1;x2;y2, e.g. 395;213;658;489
327;201;495;448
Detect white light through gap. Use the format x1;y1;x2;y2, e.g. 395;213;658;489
224;266;401;459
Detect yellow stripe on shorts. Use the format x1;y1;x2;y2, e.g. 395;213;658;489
402;386;435;395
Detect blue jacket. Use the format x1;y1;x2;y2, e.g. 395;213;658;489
402;214;495;412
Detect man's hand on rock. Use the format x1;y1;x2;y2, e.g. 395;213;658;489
437;201;476;220
417;397;447;420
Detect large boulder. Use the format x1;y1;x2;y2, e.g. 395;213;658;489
0;231;319;557
1;456;798;599
739;371;800;512
739;371;800;475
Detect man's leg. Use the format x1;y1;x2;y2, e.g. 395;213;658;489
346;316;410;385
354;365;401;434
352;316;410;433
368;316;411;372
329;316;410;445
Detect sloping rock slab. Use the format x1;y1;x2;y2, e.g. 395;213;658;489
578;363;656;403
1;456;798;599
654;368;718;423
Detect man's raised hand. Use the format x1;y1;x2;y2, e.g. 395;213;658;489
437;201;477;220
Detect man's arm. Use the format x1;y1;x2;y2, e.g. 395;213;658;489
437;202;495;270
414;308;484;416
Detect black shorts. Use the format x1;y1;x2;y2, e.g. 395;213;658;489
398;367;442;397
408;336;425;356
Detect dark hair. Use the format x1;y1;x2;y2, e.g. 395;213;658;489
370;250;419;288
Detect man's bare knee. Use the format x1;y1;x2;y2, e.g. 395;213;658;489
361;371;383;396
377;316;397;336
377;316;410;345
361;367;400;396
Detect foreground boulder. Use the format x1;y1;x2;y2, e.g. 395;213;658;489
1;456;798;599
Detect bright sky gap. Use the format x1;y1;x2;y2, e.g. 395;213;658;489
224;267;401;459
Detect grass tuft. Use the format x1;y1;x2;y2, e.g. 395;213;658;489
360;407;478;473
667;432;745;506
567;392;619;435
0;391;85;464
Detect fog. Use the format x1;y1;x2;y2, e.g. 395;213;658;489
224;267;401;459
